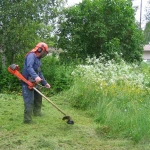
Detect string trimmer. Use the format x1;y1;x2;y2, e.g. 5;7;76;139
8;64;74;125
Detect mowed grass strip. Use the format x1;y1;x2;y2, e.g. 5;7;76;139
0;93;150;150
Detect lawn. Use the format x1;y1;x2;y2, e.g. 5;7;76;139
1;93;150;150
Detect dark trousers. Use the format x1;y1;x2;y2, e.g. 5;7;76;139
22;84;42;122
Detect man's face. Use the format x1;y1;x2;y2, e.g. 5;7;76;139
39;50;48;58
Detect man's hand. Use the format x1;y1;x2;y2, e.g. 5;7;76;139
35;76;42;83
45;83;51;88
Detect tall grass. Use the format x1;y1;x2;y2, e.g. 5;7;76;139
66;56;150;142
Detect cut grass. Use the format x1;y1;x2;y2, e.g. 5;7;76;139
0;93;150;150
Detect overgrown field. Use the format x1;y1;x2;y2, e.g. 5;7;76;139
65;56;150;143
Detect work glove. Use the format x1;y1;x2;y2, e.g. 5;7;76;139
45;83;51;88
35;76;42;83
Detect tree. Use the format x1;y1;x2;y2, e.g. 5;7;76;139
144;21;150;44
57;0;144;62
0;0;66;68
145;0;150;21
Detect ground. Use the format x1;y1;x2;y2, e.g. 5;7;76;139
0;93;150;150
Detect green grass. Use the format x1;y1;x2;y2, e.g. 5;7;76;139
1;93;150;150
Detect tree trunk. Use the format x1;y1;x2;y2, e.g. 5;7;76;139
0;47;7;69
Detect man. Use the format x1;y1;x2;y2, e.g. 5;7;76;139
22;42;50;124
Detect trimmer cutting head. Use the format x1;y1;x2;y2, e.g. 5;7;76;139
62;116;74;125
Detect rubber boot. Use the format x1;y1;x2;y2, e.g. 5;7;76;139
24;103;33;124
22;84;34;124
33;89;42;116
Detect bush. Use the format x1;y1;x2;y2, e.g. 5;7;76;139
41;55;76;94
0;69;21;93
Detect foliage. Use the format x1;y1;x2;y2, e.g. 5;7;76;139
65;56;150;142
41;55;76;94
0;69;21;93
144;21;150;44
57;0;144;63
145;0;150;21
0;0;65;66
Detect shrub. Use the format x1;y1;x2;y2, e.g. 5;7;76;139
41;55;76;94
0;69;21;93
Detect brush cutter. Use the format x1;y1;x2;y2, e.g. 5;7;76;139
8;64;74;125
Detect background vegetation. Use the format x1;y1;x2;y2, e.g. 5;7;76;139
144;21;150;44
65;56;150;142
57;0;143;62
0;0;65;68
1;0;150;146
